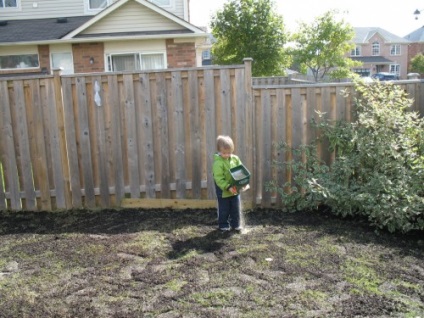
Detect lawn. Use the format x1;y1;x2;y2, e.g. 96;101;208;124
0;208;423;317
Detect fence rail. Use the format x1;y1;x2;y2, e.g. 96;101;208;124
1;62;423;211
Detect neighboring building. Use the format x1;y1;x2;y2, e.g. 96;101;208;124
350;27;410;79
404;26;424;73
0;0;208;76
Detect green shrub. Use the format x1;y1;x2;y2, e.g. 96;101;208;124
268;80;424;233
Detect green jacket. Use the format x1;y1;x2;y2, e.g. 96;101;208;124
212;153;242;198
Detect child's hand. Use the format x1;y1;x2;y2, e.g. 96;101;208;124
229;186;238;195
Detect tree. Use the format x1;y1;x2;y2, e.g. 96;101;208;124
290;11;360;82
210;0;290;76
410;53;424;75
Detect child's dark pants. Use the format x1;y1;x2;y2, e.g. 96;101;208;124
215;184;240;230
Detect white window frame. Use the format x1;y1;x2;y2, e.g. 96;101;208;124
0;0;20;10
390;64;400;76
372;41;380;56
106;52;166;72
84;0;112;14
390;44;401;56
0;53;39;70
350;46;361;57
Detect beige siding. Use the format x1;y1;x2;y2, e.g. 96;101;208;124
0;0;185;20
0;45;38;55
0;0;86;20
104;40;166;53
173;0;184;19
82;1;185;35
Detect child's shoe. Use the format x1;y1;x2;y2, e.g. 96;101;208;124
233;226;243;233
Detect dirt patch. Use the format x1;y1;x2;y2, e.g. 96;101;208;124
0;208;423;317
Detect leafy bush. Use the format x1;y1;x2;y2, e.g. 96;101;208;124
268;80;424;233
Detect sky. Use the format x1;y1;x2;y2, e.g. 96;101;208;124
189;0;424;37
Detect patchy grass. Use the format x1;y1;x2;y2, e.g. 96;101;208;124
0;208;423;317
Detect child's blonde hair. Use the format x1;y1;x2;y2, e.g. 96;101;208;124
216;135;234;152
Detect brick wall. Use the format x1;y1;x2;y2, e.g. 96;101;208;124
72;42;105;73
38;45;50;74
166;39;196;68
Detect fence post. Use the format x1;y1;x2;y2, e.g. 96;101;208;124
243;58;255;208
53;68;72;209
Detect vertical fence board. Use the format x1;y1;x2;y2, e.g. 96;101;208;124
306;87;317;145
14;81;37;210
133;74;146;197
204;69;217;199
275;88;287;207
0;82;20;209
189;70;201;199
75;77;96;207
45;78;66;209
62;77;82;208
30;80;51;210
242;59;254;205
138;73;155;198
261;89;272;207
220;69;231;135
320;87;332;165
181;72;193;188
93;76;110;207
106;75;125;203
291;88;303;149
254;93;263;203
171;71;186;198
156;73;170;197
234;69;246;165
336;86;346;122
53;71;72;208
198;71;207;198
122;74;140;198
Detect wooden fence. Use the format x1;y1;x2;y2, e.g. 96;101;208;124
1;60;423;211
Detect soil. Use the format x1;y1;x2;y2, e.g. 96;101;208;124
0;207;423;318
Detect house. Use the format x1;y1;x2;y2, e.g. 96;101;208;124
0;0;208;76
404;26;424;73
349;27;410;79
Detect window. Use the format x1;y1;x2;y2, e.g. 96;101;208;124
372;41;380;56
89;0;108;9
150;0;172;6
0;0;18;8
0;54;39;69
202;50;211;60
390;64;400;75
141;53;165;70
390;44;401;56
106;53;165;72
51;52;74;75
350;46;361;56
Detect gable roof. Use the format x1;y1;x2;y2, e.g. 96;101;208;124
0;0;205;45
404;26;424;42
64;0;204;39
353;27;410;44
